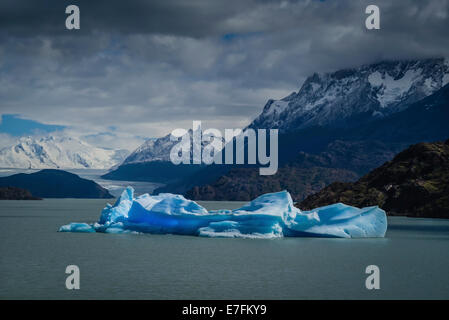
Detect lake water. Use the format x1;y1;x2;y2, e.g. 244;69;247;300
0;199;448;300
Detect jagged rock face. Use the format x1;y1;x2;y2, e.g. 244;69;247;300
249;58;449;132
0;136;128;169
298;140;449;219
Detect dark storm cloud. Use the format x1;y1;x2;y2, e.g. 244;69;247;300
0;0;448;149
0;0;264;37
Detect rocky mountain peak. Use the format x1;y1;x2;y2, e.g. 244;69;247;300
299;139;449;218
249;58;449;132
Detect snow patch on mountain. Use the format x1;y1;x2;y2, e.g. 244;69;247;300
265;100;290;116
368;69;421;107
0;136;129;169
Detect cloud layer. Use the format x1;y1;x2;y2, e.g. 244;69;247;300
0;0;448;149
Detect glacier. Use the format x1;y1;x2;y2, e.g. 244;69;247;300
59;187;387;238
0;136;129;169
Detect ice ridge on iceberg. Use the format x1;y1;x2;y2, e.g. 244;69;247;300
59;186;387;238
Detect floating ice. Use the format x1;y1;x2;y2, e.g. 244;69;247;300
59;187;387;238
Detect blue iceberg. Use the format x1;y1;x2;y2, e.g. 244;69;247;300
59;187;387;238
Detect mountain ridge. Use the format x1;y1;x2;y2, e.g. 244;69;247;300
0;136;128;169
298;139;449;219
249;58;449;132
0;169;114;198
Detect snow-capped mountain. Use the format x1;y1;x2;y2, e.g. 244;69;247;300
123;129;225;164
0;136;129;169
123;135;173;163
249;58;449;132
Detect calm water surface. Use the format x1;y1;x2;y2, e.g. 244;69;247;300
0;199;448;299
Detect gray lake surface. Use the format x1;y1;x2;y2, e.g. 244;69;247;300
0;199;448;300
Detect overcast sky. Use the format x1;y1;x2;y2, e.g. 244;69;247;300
0;0;448;150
